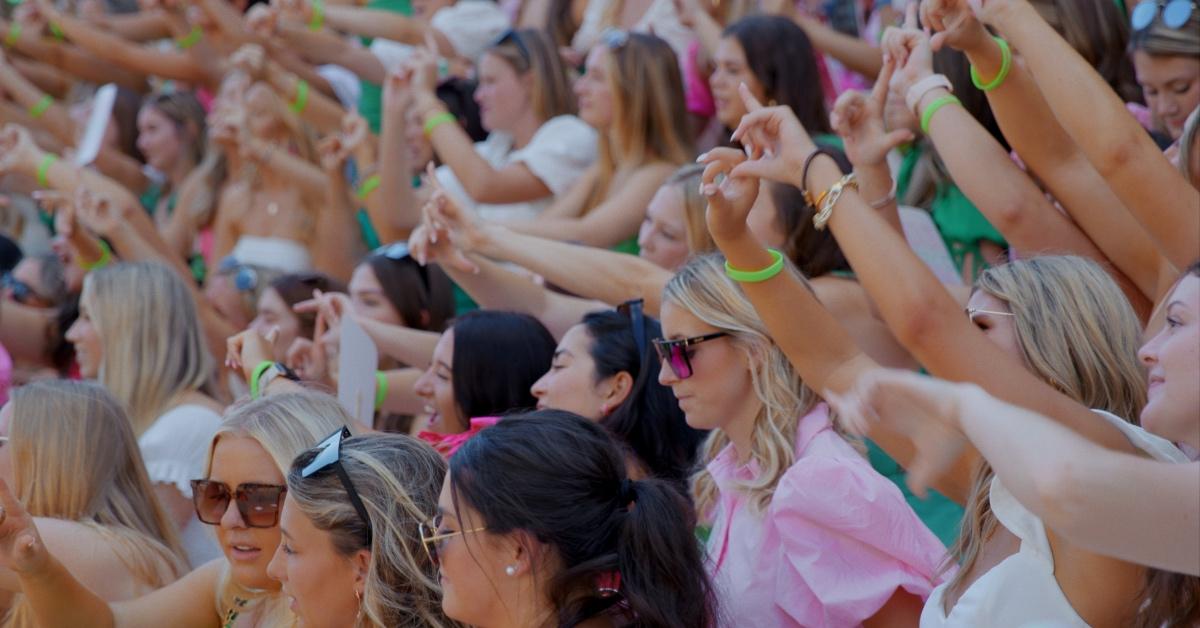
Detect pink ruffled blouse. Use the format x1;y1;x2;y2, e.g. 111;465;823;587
418;417;500;459
705;403;949;627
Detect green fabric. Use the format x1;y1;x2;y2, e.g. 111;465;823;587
866;439;963;548
813;133;845;152
357;0;413;134
610;236;639;256
139;180;164;214
452;284;478;316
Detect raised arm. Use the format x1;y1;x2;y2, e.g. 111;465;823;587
0;52;73;146
377;71;424;239
0;22;148;92
982;0;1199;269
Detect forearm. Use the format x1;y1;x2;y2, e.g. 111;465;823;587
9;36;148;92
310;177;363;282
265;61;345;134
21;553;115;628
265;45;338;99
502;208;640;248
358;318;439;368
276;22;387;84
378;105;421;232
443;254;598;338
380;368;425;415
90;10;172;42
795;14;883;79
8;57;71;99
324;6;423;44
0;67;73;145
50;13;209;85
853;162;902;234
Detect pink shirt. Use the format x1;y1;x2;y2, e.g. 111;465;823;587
706;403;949;627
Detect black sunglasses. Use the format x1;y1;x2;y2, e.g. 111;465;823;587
494;29;531;64
303;427;373;545
616;298;648;363
653;332;728;380
190;480;288;528
1131;0;1195;29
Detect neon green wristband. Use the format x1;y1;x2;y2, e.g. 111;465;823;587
248;360;275;399
355;174;381;201
423;111;456;138
289;80;310;115
970;37;1012;92
309;0;325;31
27;94;52;119
79;239;112;272
920;95;961;135
48;22;65;41
4;22;21;48
374;371;388;412
36;153;57;188
725;248;785;283
175;26;202;50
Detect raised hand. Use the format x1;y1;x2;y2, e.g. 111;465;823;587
825;369;972;497
0;124;39;174
230;44;268;79
921;0;989;51
830;56;914;168
698;147;761;243
225;326;280;379
74;187;128;237
244;5;279;39
285;307;328;382
881;4;935;96
382;68;415;119
729;84;817;187
0;478;48;575
273;0;313;24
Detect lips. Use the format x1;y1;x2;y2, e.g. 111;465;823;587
228;543;263;562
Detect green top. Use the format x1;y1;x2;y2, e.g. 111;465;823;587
357;0;413;133
866;439;963;548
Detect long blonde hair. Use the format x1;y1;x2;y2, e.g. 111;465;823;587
947;255;1148;599
82;262;213;436
666;164;717;257
288;435;453;628
207;391;357;626
3;381;188;628
663;254;821;515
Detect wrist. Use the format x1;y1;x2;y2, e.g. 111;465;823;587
916;87;953;116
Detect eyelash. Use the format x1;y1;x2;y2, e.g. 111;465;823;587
1166;316;1182;329
281;542;295;555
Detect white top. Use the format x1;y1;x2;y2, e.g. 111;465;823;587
370;0;509;70
231;235;313;273
571;0;694;64
139;404;223;568
920;410;1190;627
435;115;598;222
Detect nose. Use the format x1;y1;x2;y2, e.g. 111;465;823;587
1137;330;1163;367
219;494;247;529
657;355;679;387
530;372;549;399
413;369;434;398
266;543;287;584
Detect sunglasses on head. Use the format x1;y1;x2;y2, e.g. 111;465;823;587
494;29;531;64
418;513;486;568
1;273;36;305
303;427;373;545
653;332;728;380
216;256;259;293
601;28;630;49
616;298;648;363
1132;0;1196;29
190;479;287;528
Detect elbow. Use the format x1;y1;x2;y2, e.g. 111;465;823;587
1093;129;1144;181
984;196;1032;240
888;293;949;355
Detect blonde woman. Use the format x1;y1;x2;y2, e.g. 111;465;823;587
268;432;452;627
67;261;223;567
655;254;946;626
0;391;353;628
0;381;187;628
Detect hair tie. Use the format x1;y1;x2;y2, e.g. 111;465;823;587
618;478;637;507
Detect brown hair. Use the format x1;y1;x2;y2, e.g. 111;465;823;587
1031;0;1142;102
487;29;576;122
142;91;207;168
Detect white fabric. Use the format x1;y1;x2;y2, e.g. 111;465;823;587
920;410;1189;627
571;0;694;63
435;115;597;222
139;404;223;567
231;236;312;273
316;64;363;108
370;1;508;73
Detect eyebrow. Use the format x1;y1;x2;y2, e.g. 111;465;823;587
553;349;571;359
280;526;291;539
436;360;452;372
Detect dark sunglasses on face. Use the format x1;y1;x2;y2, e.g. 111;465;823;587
302;427;373;545
418;513;486;568
616;298;648;363
653;332;729;380
1;273;35;305
190;480;287;528
1131;0;1196;29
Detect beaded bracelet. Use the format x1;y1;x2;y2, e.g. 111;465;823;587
920;94;961;135
725;248;785;283
289;80;310;114
970;37;1012;92
27;94;52;119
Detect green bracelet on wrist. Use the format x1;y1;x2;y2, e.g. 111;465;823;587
79;239;112;272
920;94;961;135
289;79;310;114
309;0;326;31
48;22;65;41
4;22;21;48
970;36;1012;92
36;153;57;188
725;248;785;283
423;111;455;138
355;174;381;201
175;26;202;50
248;360;275;399
374;371;388;412
27;94;52;119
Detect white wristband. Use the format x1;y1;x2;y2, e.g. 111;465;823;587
905;74;954;117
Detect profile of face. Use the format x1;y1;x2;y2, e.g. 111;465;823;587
245;84;283;140
710;37;766;129
638;185;691;270
405;108;434;172
1138;275;1200;448
136;106;184;173
414;330;464;434
531;324;625;419
575;47;615;129
205;273;253;333
251;288;302;363
65;301;104;378
965;290;1026;366
208;435;287;591
0;404;14;490
475;53;532;134
267;496;368;628
1133;51;1200;139
657;301;755;432
349;264;404;327
5;258;52;308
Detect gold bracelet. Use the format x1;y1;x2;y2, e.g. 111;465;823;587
812;173;858;231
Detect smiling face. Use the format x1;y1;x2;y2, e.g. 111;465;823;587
637;185;691;270
1138;275;1200;449
1134;51;1200;139
475;52;532;134
575;47;615;130
414;330;465;434
136;106;184;173
710;36;767;130
207;435;286;591
266;496;364;628
530;324;611;419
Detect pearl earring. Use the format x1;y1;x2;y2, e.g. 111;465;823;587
505;565;517;576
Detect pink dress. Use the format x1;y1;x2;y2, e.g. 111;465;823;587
706;403;949;627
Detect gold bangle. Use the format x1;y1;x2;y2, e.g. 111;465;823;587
812;173;858;231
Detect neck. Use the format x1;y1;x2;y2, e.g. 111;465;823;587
509;112;543;150
166;157;195;190
724;398;763;465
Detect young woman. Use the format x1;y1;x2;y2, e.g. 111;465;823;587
0;381;187;627
67;261;223;567
657;254;946;625
136;92;208;226
249;273;346;364
0;391;353;628
269;431;452;627
530;307;705;482
434;409;716;627
1130;1;1200;141
413;310;555;456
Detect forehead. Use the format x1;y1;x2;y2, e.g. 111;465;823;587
1134;51;1200;81
585;46;611;74
966;289;1009;311
714;36;746;63
434;329;455;360
1169;275;1200;308
646;185;685;220
209;434;285;485
559;323;593;353
659;300;718;337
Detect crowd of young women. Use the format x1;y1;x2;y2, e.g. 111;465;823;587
0;0;1194;626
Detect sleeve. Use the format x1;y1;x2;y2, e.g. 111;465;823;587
509;117;599;196
430;1;511;61
139;408;223;497
769;453;947;627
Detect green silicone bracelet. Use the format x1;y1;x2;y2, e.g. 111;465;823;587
374;371;388;412
27;94;52;119
920;95;961;135
175;26;202;50
289;80;310;114
79;239;113;272
970;37;1012;92
355;174;381;201
725;248;785;283
4;22;21;48
309;0;325;32
423;111;456;137
248;360;274;399
36;153;57;188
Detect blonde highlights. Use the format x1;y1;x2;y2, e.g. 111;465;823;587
665;164;717;257
663;254;819;515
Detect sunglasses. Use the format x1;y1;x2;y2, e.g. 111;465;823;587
653;332;728;380
1132;0;1195;29
190;479;288;528
374;242;431;294
418;513;486;568
303;427;373;545
494;29;531;64
601;28;630;49
1;273;36;305
616;298;648;363
216;256;259;293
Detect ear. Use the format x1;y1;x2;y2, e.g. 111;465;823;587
351;548;371;590
600;371;634;409
499;530;541;578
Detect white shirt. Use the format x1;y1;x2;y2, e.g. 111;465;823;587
435;115;598;222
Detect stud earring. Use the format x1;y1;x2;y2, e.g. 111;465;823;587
505;565;517;576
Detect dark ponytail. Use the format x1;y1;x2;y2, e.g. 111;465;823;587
451;410;717;628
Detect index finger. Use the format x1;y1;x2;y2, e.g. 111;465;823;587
904;1;919;29
871;55;896;106
737;82;764;115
